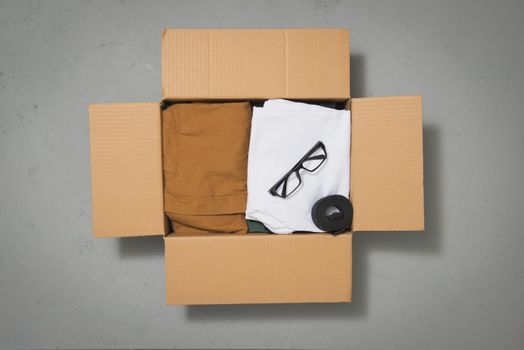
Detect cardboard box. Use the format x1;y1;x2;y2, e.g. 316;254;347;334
89;29;424;305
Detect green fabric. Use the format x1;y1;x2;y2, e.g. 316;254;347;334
246;219;270;233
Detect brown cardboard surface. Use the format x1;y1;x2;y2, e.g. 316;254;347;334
89;103;165;237
162;29;349;100
350;96;424;231
165;233;352;305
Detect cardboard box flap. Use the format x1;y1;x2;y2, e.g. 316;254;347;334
89;103;165;237
351;96;424;231
162;29;350;100
165;233;352;305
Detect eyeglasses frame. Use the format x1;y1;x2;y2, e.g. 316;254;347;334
268;141;327;198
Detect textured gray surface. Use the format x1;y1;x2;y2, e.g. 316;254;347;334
1;0;523;349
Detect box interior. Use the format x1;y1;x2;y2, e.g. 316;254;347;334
160;97;352;238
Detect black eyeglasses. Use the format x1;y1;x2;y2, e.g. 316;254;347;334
269;141;327;198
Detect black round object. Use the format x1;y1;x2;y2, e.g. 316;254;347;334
311;195;353;234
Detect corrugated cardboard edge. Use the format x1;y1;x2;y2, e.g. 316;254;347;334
89;103;166;237
161;29;175;100
165;233;352;305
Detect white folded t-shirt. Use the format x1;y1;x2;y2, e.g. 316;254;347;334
246;99;351;234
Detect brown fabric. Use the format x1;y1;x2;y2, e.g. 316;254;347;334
163;102;251;233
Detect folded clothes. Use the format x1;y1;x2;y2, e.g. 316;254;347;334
163;102;252;234
246;99;351;234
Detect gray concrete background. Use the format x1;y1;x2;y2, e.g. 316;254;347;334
1;0;523;349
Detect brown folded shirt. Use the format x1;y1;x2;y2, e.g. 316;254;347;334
163;102;251;233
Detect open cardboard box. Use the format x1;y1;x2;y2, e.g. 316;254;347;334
89;29;424;305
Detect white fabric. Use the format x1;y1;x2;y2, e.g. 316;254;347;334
246;99;351;234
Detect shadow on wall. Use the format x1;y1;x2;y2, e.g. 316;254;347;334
350;53;366;98
118;235;164;258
